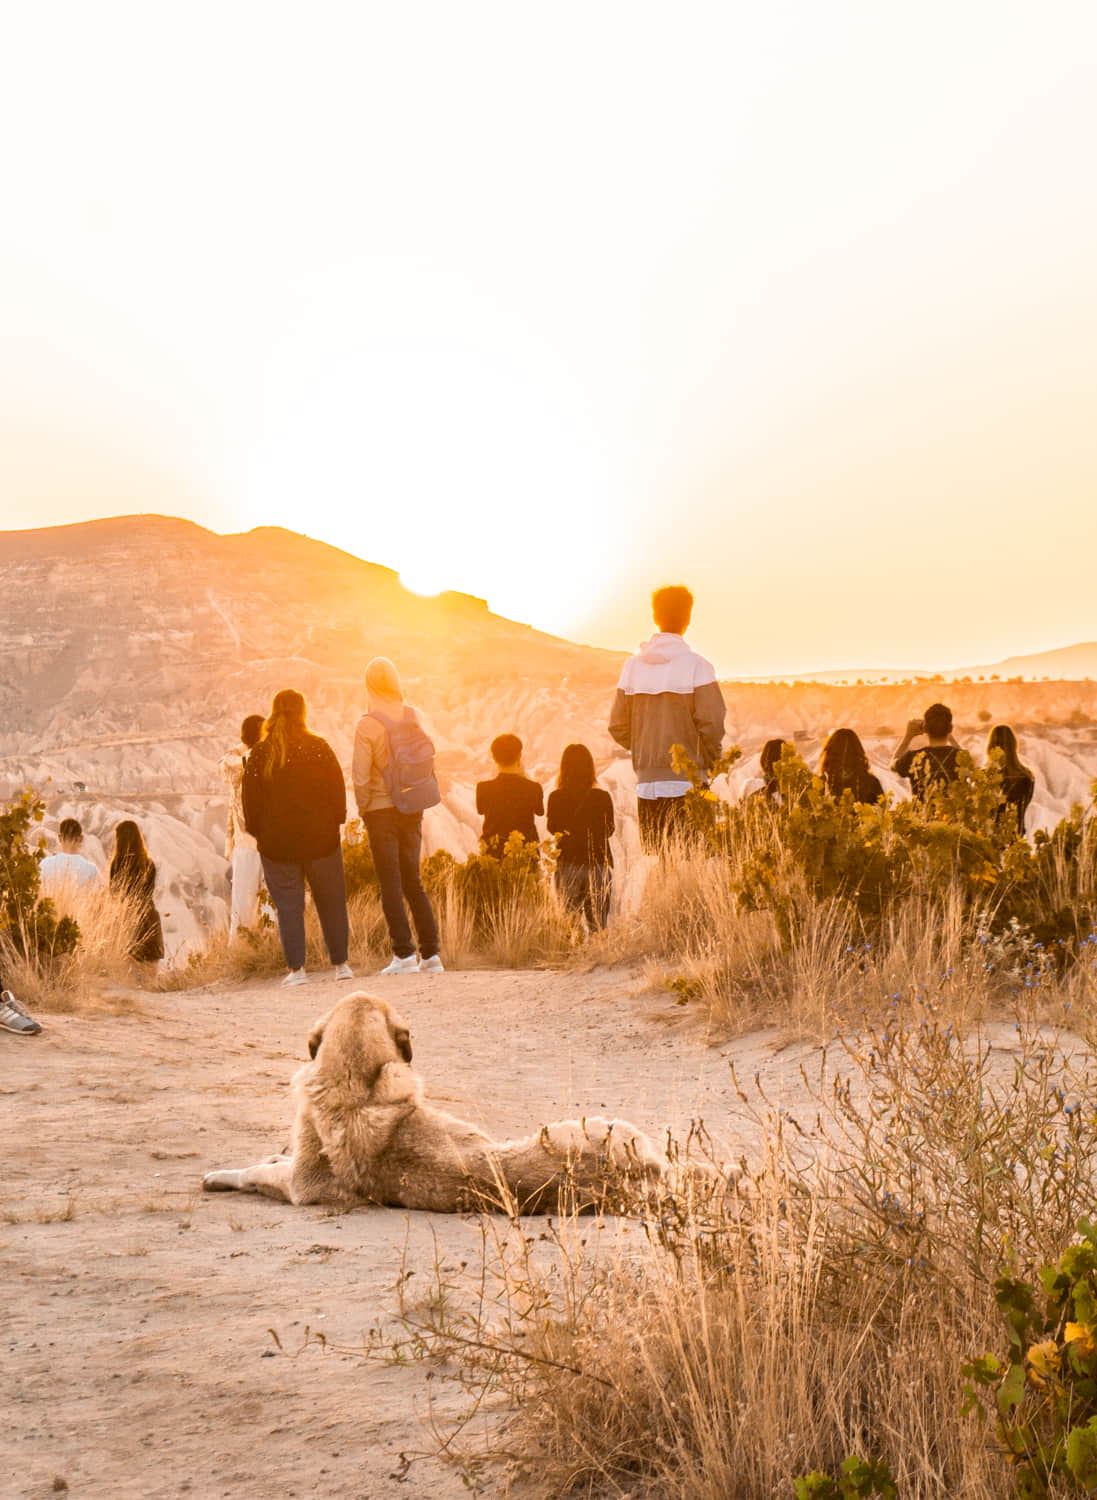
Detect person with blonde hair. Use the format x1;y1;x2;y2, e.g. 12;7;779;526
243;689;351;987
352;658;443;975
986;723;1035;835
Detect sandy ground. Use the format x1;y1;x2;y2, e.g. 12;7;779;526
8;964;812;1500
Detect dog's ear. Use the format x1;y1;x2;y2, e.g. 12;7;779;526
307;1024;325;1060
394;1027;413;1064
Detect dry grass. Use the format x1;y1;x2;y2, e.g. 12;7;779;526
345;1010;1097;1498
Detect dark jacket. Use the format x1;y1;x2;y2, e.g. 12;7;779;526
243;733;347;862
547;786;615;866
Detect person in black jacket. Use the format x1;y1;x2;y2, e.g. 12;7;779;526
109;820;165;969
986;724;1036;836
818;728;886;806
547;743;615;930
243;689;351;987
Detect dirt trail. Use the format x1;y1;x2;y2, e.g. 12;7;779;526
4;965;840;1500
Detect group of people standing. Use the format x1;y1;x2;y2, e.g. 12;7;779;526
222;659;444;986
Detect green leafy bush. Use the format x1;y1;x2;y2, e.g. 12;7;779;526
964;1218;1097;1496
0;789;80;962
794;1455;898;1499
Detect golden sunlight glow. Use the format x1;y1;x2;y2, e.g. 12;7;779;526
2;4;1095;674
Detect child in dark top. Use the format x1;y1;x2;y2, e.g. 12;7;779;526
818;728;885;806
476;734;544;858
891;703;962;801
547;744;614;930
986;724;1035;836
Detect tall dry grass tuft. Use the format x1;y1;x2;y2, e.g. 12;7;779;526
1;882;152;1012
352;1012;1097;1498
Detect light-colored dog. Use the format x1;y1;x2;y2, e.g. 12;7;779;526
202;992;666;1212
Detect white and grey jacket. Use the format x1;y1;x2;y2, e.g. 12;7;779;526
608;634;726;787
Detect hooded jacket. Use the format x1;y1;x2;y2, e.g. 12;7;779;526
608;634;726;787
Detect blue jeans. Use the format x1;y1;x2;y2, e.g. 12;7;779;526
364;809;440;960
261;847;349;970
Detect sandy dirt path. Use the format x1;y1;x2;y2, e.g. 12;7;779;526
4;965;848;1500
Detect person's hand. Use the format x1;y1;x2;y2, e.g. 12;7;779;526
905;719;924;737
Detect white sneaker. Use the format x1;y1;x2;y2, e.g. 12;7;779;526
281;968;309;987
418;955;445;973
379;955;419;975
333;963;354;981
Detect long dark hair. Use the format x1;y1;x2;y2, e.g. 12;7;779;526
260;689;309;779
558;743;596;792
819;728;872;796
987;724;1033;780
110;819;152;882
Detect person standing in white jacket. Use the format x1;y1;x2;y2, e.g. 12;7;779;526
608;586;726;851
220;713;265;937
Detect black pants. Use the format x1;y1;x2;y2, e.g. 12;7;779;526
556;862;612;930
261;847;349;970
364;808;440;960
637;796;689;852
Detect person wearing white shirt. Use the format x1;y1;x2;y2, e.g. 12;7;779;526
219;713;265;938
39;819;100;892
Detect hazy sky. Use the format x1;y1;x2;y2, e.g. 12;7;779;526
3;3;1095;676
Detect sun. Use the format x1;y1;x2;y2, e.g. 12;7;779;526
398;563;449;598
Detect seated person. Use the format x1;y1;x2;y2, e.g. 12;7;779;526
818;728;885;805
739;738;790;804
39;818;100;891
986;724;1035;836
891;703;961;800
476;734;544;857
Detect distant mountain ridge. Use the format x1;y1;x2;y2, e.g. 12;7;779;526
740;642;1097;686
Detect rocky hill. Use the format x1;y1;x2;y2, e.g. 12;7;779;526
2;514;1095;959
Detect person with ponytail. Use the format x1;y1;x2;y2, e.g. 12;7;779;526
242;689;351;987
546;743;615;930
986;724;1036;836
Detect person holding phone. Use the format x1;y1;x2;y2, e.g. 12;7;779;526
891;703;961;802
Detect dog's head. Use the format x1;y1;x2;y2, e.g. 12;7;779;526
306;992;413;1078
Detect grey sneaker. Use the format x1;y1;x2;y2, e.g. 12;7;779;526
418;955;445;973
281;968;309;988
333;963;354;981
0;990;42;1036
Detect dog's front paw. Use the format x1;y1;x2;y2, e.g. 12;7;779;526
202;1170;239;1192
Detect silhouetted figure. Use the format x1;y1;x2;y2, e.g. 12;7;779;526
220;712;265;937
109;820;164;966
891;703;961;801
244;689;350;987
987;724;1035;836
609;585;725;850
547;743;615;930
818;728;885;806
476;734;544;859
352;657;443;975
